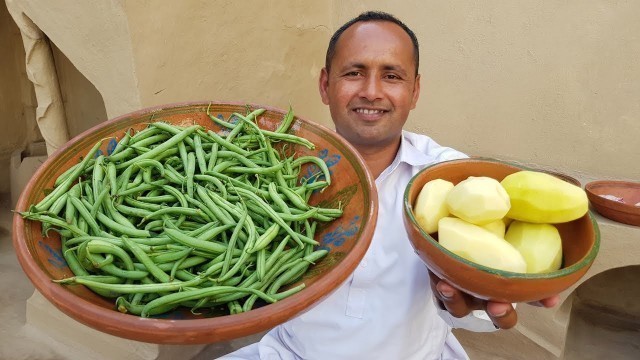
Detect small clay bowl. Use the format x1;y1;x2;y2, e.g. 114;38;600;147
585;180;640;226
12;102;378;344
403;158;600;303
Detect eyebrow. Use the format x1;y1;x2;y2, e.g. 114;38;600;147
341;62;409;76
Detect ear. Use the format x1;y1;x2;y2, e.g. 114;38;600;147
410;74;421;110
319;67;330;105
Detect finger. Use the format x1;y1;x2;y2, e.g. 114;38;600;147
485;302;518;329
435;281;474;318
528;295;560;308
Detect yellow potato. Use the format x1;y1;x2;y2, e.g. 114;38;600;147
504;221;563;273
481;219;506;238
438;217;527;273
446;176;511;225
414;179;454;234
501;171;588;223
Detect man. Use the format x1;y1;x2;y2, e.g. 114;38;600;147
222;11;558;359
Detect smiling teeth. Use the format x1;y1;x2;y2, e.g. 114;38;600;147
356;109;382;114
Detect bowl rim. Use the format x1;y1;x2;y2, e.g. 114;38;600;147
12;100;379;343
403;157;601;280
584;180;640;213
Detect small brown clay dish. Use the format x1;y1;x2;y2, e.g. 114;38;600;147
12;102;378;344
585;180;640;226
403;158;600;303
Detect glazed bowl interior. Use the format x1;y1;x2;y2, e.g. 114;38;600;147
585;180;640;226
403;158;600;303
12;102;378;344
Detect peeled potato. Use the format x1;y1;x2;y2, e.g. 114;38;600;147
501;171;588;223
504;221;563;273
481;219;506;238
438;217;527;273
446;176;511;225
414;179;455;233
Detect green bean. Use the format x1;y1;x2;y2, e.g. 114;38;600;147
122;237;171;283
206;104;236;129
142;206;205;223
68;197;102;235
35;141;102;212
85;253;149;280
123;197;163;212
141;285;275;318
102;196;137;230
26;108;346;318
292;156;331;185
129;133;169;148
261;129;315;149
136;194;176;203
250;222;280;253
116;125;199;170
164;225;233;254
220;211;247;277
275;105;295;133
96;212;150;237
106;161;118;196
186;152;196;198
151;247;193;264
107;147;136;163
54;275;206;294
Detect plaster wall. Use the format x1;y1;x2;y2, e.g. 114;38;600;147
122;0;332;125
333;1;640;182
6;1;639;183
8;0;141;118
50;43;108;138
0;3;38;193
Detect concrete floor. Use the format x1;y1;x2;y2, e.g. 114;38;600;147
2;190;638;359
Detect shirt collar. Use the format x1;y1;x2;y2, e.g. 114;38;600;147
379;131;434;181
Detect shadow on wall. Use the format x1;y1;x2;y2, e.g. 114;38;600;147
564;265;640;360
50;42;108;138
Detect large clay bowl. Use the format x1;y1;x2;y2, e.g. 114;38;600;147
403;158;599;303
13;102;378;344
585;180;640;226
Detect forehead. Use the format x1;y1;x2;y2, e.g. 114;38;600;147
332;21;415;72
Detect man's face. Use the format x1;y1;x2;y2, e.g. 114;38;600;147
319;21;420;149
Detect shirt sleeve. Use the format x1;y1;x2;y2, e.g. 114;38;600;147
436;307;499;332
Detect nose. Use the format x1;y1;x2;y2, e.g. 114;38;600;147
358;74;383;102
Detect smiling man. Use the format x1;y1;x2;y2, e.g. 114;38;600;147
220;11;558;360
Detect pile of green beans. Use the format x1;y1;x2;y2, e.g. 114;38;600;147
21;107;342;317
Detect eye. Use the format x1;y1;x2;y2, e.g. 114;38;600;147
385;73;402;80
344;71;362;77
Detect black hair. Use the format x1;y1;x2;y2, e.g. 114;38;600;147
325;11;420;76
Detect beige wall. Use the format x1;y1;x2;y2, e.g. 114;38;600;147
0;3;38;157
5;0;638;183
51;43;108;138
122;0;332;124
334;1;640;182
0;3;40;193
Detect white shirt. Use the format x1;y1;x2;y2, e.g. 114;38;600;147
220;131;497;360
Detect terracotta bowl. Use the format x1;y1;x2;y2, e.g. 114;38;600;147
403;158;600;303
585;180;640;226
12;102;378;344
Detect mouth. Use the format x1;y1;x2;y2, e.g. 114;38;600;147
352;108;389;121
354;108;387;115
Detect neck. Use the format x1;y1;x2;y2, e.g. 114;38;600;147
354;136;402;179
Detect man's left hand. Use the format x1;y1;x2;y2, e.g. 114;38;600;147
429;271;560;329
